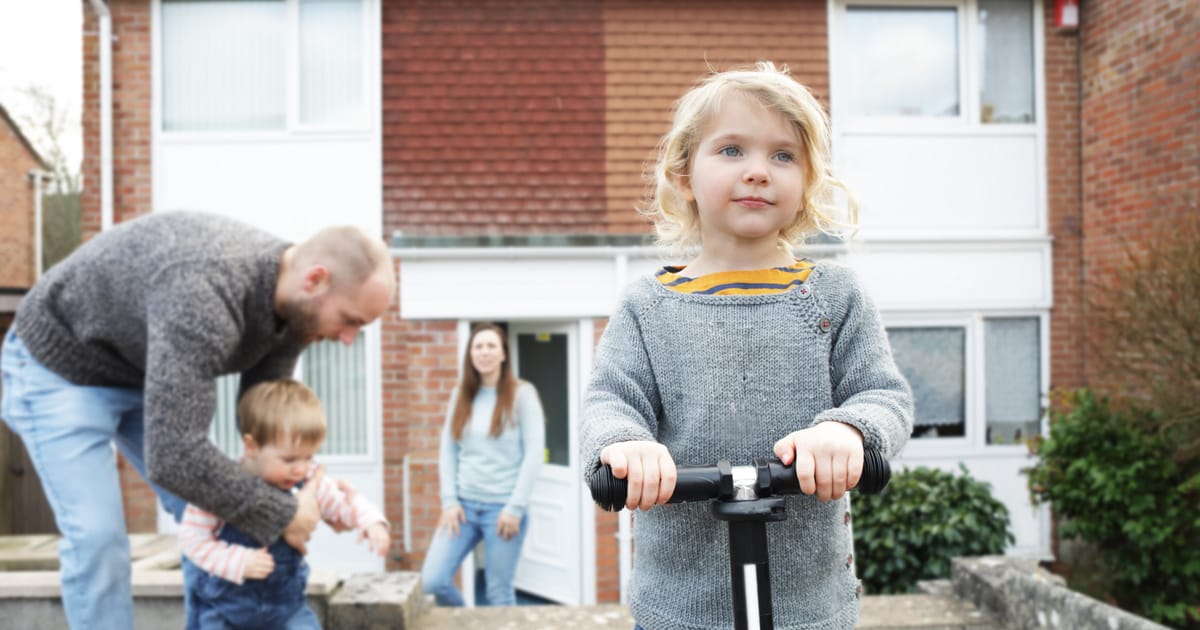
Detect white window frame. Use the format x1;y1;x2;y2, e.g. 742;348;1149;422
830;0;1046;135
153;0;374;140
885;310;1049;456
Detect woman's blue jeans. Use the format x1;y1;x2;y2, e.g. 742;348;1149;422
1;330;186;629
420;498;529;606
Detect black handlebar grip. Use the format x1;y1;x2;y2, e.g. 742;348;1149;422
857;447;891;494
588;465;629;512
588;464;726;512
761;448;890;496
588;448;890;512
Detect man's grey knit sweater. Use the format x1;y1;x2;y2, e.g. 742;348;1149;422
14;212;305;545
581;262;914;630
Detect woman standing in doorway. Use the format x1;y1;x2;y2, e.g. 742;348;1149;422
421;323;546;606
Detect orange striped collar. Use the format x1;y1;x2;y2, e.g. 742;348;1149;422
656;259;816;295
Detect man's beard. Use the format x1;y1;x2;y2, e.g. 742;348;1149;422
278;295;321;344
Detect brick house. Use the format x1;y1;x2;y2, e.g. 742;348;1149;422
0;101;54;536
77;0;1196;605
0;103;48;321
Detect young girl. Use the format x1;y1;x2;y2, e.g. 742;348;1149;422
421;323;546;606
179;379;390;629
580;62;914;630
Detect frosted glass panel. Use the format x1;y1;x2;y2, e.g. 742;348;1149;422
162;0;286;131
209;338;367;458
985;317;1041;444
979;0;1035;123
887;327;965;438
302;336;368;456
299;0;366;126
846;7;960;117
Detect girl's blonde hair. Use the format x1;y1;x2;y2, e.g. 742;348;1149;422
643;61;858;254
238;379;328;447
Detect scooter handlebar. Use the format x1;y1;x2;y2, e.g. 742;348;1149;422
588;448;890;512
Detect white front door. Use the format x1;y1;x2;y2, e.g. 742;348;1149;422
508;323;584;604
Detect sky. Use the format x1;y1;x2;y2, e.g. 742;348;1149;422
0;0;83;169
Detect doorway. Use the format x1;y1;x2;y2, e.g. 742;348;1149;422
507;322;587;604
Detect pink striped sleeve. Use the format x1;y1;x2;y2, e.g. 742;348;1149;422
311;473;388;533
177;504;251;584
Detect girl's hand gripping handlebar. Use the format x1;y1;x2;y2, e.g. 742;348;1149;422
588;448;890;512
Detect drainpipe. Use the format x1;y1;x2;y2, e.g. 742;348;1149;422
27;170;51;278
88;0;114;231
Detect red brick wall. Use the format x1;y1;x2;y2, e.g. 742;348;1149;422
602;0;831;233
381;0;608;236
82;0;158;532
381;303;460;570
0;117;39;288
589;317;622;602
81;2;101;240
1044;4;1085;392
81;0;154;245
1077;0;1200;385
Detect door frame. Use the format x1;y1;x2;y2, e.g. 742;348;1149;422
496;319;595;604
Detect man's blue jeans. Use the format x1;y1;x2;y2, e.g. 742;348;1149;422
1;330;185;629
420;498;529;606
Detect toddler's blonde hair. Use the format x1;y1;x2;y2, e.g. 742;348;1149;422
238;379;327;447
643;61;857;254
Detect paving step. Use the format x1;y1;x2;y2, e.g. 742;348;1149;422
412;594;1003;630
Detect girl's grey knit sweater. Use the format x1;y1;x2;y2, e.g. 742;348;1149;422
581;261;913;630
14;212;306;545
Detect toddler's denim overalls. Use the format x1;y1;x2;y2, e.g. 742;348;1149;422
184;484;319;629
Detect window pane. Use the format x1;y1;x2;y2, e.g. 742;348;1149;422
209;374;243;457
303;337;368;456
846;7;960;118
886;327;965;438
979;0;1035;123
985;318;1041;444
300;0;366;126
162;0;286;131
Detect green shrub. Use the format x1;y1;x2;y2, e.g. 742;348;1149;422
853;465;1014;594
1027;389;1200;628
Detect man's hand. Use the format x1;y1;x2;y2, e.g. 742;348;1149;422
243;547;275;580
599;440;677;511
283;465;326;554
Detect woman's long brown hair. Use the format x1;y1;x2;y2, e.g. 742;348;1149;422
450;323;518;440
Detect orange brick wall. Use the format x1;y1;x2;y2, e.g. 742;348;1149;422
602;0;830;233
1077;0;1199;384
380;0;608;236
0;118;39;288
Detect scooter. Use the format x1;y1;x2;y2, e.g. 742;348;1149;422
587;448;890;630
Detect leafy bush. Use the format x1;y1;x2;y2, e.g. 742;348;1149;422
1027;389;1200;628
853;465;1014;594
